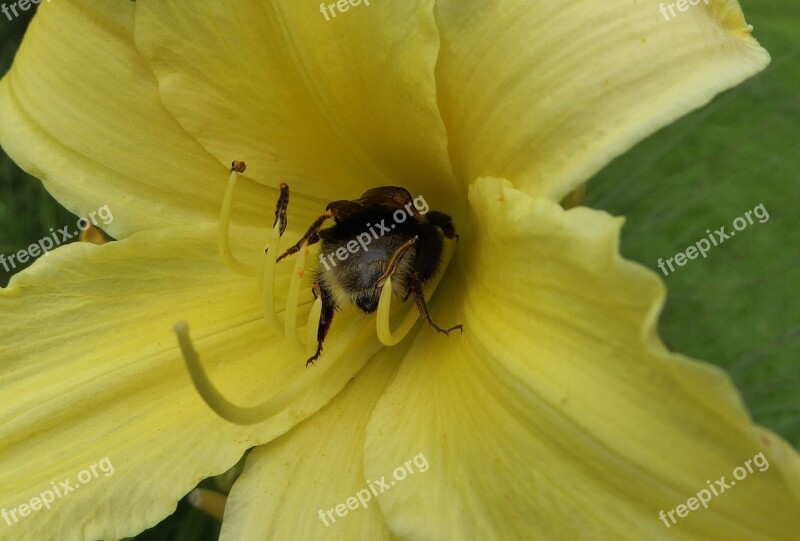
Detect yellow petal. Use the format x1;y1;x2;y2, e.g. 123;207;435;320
0;0;274;238
0;226;378;540
434;0;770;200
220;349;404;541
363;178;799;540
134;0;458;206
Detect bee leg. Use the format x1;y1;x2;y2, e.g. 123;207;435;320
375;236;419;289
307;285;336;367
411;276;463;336
426;211;459;241
275;210;333;262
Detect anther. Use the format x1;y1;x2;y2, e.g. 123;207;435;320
262;182;293;336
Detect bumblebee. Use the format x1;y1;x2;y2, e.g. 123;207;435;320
274;185;462;365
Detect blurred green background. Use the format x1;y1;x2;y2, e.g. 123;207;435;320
1;1;798;540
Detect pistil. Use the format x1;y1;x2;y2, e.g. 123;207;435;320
218;161;257;277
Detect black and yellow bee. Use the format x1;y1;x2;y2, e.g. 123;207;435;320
273;185;462;365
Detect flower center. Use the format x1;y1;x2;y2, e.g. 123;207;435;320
173;162;457;425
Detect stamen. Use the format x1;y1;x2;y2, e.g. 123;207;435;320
261;222;284;336
376;277;421;346
218;162;257;277
284;246;309;347
376;239;457;346
306;297;323;357
173;320;359;425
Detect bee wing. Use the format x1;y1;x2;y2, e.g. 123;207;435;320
355;186;413;208
326;186;413;219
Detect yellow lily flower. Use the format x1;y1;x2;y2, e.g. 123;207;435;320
0;0;797;540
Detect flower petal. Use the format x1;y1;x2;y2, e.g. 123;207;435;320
0;226;378;540
434;0;770;200
221;348;403;541
134;0;457;205
0;0;274;238
363;178;800;540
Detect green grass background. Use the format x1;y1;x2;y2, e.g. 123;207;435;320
1;1;798;540
586;0;800;450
